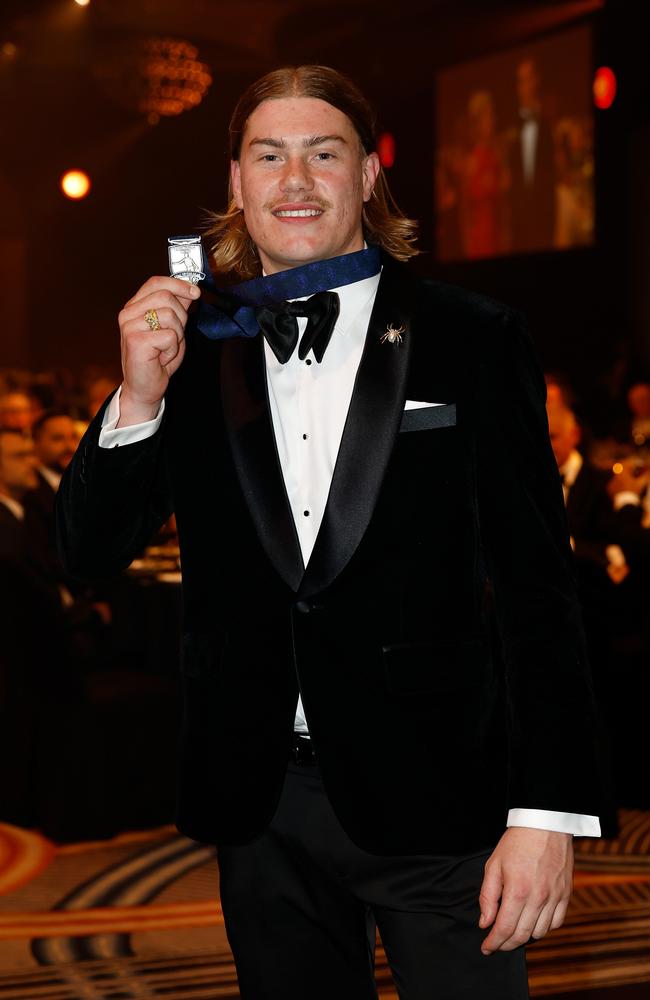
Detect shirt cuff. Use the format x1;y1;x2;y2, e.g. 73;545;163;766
98;386;165;449
507;808;601;837
613;491;641;510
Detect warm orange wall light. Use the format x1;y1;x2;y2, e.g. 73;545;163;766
593;66;617;109
61;170;91;200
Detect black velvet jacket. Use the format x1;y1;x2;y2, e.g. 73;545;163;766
56;255;604;854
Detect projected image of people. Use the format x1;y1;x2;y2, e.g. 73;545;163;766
435;24;595;260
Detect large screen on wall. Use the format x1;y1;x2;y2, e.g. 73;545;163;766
435;23;594;260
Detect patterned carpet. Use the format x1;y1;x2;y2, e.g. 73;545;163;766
0;811;649;999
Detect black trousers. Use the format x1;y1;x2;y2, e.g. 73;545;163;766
217;761;529;1000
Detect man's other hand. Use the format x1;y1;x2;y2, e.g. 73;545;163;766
118;276;200;427
478;827;573;954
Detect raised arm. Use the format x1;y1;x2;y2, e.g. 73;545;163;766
56;276;199;580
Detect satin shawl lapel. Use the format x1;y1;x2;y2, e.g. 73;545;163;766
298;258;414;599
220;335;304;591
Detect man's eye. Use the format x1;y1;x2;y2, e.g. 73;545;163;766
315;152;334;160
260;154;280;162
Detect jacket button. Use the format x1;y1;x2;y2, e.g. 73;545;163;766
295;601;311;614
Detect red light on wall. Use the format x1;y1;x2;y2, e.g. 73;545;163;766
593;66;616;109
377;132;395;168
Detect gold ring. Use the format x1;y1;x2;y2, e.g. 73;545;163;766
144;308;160;332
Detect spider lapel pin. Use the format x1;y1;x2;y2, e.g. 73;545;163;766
380;324;405;345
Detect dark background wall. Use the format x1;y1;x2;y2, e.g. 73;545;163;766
0;0;648;425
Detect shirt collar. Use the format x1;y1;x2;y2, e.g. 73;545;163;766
38;465;62;492
559;449;583;488
316;270;381;337
0;494;24;521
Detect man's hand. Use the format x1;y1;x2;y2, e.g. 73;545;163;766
117;276;200;427
478;828;573;955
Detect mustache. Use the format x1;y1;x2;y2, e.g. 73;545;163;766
265;198;332;212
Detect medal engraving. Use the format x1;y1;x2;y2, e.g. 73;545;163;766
168;235;206;284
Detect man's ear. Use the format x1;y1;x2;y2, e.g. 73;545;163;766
362;152;381;203
231;160;243;209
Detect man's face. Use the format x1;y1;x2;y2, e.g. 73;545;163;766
517;60;540;112
0;392;36;432
0;433;39;499
547;406;580;469
34;416;78;473
628;383;650;419
231;96;380;274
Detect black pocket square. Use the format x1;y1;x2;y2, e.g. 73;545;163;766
399;403;456;433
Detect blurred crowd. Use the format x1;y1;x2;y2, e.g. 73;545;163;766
0;370;179;839
0;363;649;839
544;373;650;817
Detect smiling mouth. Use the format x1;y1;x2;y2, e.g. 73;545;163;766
272;207;324;218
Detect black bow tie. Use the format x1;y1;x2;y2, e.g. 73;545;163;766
254;291;340;364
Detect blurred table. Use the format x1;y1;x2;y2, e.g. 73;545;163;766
108;543;183;676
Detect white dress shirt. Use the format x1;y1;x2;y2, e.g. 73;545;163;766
38;465;62;493
99;276;600;838
0;494;24;521
558;448;583;505
520;113;539;187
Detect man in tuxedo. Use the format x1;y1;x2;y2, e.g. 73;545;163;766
0;428;39;558
508;56;556;253
0;429;64;825
546;403;615;573
57;66;603;999
24;411;79;586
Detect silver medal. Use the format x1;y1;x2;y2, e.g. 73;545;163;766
168;235;206;284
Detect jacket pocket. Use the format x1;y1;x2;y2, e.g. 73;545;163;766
399;403;456;433
181;630;228;680
381;637;491;696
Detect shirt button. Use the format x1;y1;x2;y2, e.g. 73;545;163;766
303;433;308;440
305;359;312;366
303;510;310;517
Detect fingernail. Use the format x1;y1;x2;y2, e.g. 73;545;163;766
481;949;492;956
190;285;200;297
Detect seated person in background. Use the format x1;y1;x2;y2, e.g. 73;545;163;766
627;381;650;449
0;428;65;827
0;391;39;433
604;458;650;810
0;429;39;558
607;457;650;564
23;411;111;643
23;411;79;588
546;402;615;575
544;371;576;411
546;406;623;826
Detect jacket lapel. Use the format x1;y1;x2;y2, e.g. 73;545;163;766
220;334;304;591
298;256;415;598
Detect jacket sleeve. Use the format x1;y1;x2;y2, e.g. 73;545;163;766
55;394;173;581
476;308;604;817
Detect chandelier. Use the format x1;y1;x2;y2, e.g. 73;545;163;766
95;37;212;121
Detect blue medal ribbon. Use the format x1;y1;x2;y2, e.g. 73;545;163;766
195;244;382;341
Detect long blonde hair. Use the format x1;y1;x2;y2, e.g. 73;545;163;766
204;65;419;279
